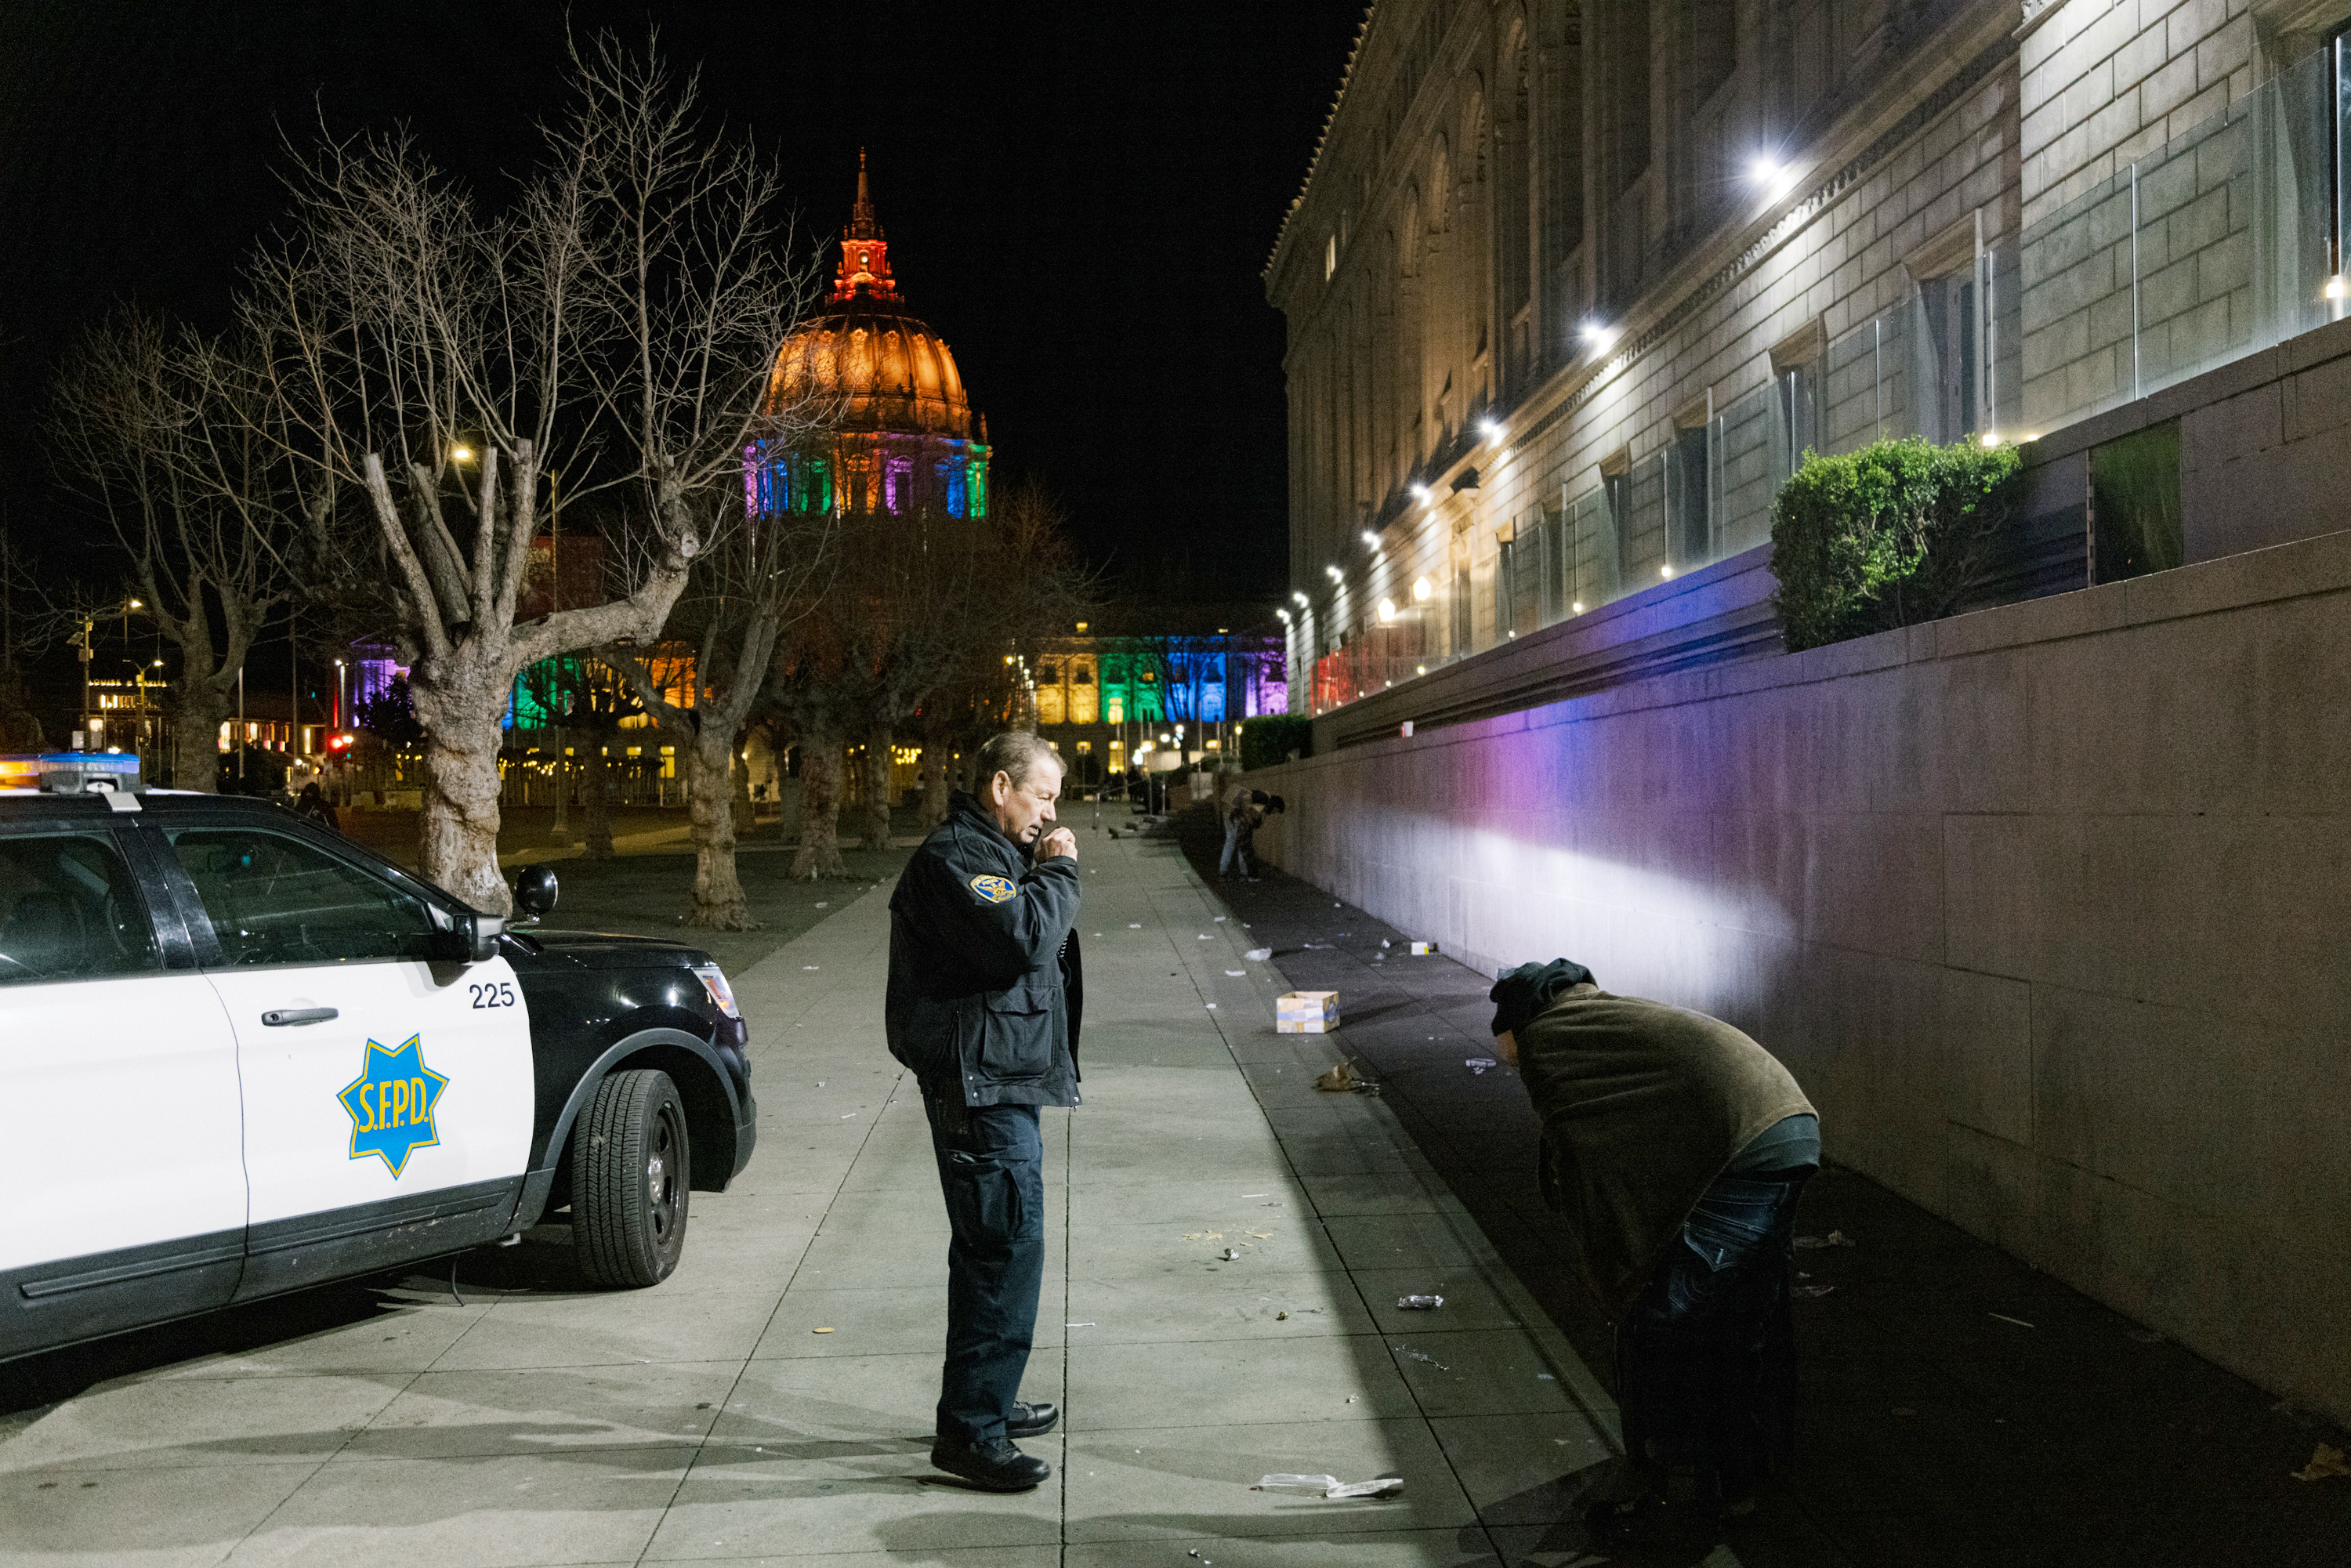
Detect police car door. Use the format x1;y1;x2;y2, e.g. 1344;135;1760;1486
158;821;534;1298
0;822;246;1360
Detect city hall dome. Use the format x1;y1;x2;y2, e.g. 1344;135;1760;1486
766;154;981;441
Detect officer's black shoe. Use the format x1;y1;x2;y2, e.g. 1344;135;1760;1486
1007;1400;1060;1437
930;1436;1051;1492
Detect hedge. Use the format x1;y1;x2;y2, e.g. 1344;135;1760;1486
1237;713;1312;771
1769;436;2024;654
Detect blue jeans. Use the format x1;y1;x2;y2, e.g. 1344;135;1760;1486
1616;1169;1811;1507
1219;820;1251;876
925;1095;1045;1445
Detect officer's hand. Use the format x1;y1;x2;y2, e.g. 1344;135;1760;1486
1039;827;1078;862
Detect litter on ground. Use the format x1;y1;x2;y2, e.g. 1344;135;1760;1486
1226;969;1245;976
1794;1230;1857;1249
1465;1057;1497;1074
1245;947;1273;960
1314;1063;1360;1092
2291;1443;2347;1481
1791;1284;1836;1299
1255;1474;1407;1500
1396;1295;1444;1310
1988;1313;2036;1328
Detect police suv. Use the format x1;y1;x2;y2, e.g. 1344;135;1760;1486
0;753;756;1363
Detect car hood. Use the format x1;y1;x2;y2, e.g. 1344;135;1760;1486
512;929;713;969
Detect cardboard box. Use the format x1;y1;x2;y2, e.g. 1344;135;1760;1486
1410;941;1438;955
1277;990;1341;1034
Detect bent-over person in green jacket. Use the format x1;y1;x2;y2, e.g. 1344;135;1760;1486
1489;959;1818;1529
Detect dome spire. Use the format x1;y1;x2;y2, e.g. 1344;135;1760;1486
833;149;897;302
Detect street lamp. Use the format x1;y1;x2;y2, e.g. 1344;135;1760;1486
77;596;144;751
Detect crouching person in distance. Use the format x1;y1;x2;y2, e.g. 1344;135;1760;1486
1489;960;1819;1527
886;730;1083;1493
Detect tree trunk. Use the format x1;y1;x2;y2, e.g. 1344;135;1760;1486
861;720;893;849
919;726;951;828
412;664;512;914
171;683;231;795
790;723;847;879
684;722;752;928
551;725;571;846
581;740;615;859
731;727;756;838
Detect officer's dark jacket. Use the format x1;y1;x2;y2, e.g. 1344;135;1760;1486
885;790;1083;1108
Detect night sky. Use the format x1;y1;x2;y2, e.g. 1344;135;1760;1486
0;1;1366;636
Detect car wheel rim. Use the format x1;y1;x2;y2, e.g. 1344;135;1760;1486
647;1104;682;1243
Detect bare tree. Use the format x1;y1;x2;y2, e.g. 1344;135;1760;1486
603;500;833;926
248;34;825;913
49;310;306;791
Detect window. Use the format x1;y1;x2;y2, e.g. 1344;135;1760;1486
1071;664;1093;685
1773;363;1820;476
1916;266;1981;446
0;831;161;985
166;828;443;967
1668;422;1712;564
1035;662;1060;684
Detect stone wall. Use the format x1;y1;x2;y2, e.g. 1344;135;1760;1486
1248;527;2351;1426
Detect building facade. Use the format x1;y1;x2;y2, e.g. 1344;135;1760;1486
1266;0;2351;713
1023;612;1288;784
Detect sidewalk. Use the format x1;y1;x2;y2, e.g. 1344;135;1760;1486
1176;807;2351;1568
0;827;1629;1567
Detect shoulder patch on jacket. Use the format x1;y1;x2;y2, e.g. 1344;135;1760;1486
968;873;1018;904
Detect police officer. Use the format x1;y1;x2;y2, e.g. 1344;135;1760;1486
886;730;1082;1492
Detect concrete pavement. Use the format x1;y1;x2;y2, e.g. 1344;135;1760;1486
0;828;1631;1567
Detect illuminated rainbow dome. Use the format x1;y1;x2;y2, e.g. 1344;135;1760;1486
752;154;988;518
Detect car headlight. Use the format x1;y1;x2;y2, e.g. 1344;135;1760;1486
692;965;741;1019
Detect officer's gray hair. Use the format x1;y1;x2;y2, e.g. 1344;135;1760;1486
976;730;1061;791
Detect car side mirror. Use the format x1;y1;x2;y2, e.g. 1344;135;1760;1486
513;864;559;922
465;911;505;963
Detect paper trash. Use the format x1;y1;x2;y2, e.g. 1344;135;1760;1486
1256;1473;1407;1499
1410;941;1438;954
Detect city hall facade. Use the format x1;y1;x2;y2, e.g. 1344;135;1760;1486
1267;0;2351;721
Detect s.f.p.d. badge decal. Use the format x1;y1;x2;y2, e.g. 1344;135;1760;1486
339;1034;447;1177
968;874;1017;904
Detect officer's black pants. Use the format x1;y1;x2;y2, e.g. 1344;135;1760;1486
924;1094;1045;1446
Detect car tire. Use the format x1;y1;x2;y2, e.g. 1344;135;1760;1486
571;1068;690;1288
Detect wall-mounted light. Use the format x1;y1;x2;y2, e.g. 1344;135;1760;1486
1572;600;1585;614
1578;320;1614;353
1411;482;1432;503
1480;418;1503;444
1377;598;1396;622
1277;607;1291;622
2328;275;2349;301
1660;565;1674;579
1292;590;1310;606
1411;576;1432;601
1360;529;1379;548
1750;155;1800;202
1325;564;1343;581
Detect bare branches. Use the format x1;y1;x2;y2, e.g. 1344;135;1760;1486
47;310;300;683
244;29;833;909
